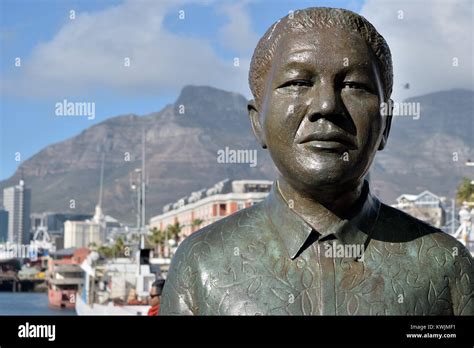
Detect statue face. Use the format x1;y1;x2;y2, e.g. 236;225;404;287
251;27;390;192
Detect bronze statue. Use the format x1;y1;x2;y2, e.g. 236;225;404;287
160;7;473;315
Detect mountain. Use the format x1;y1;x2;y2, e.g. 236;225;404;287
370;89;474;202
0;86;472;224
0;86;275;224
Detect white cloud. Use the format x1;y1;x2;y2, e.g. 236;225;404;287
217;2;259;55
5;0;253;99
361;0;473;101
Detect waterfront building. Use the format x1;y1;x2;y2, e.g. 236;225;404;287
0;208;8;243
149;179;273;239
30;212;94;251
3;180;31;244
392;190;446;227
30;212;93;235
64;220;103;249
63;205;121;249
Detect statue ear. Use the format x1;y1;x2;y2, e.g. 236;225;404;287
378;98;393;151
248;100;267;149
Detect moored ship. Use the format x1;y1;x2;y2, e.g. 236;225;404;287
47;247;88;308
75;244;169;315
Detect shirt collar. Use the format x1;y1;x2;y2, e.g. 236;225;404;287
264;180;381;260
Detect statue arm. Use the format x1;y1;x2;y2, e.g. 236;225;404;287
159;243;196;315
449;245;474;315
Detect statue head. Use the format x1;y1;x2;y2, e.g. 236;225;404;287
248;7;393;194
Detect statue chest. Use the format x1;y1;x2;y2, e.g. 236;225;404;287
194;241;453;315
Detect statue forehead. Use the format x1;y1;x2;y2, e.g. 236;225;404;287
268;11;360;39
272;28;374;68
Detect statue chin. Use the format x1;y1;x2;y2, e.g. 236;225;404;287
275;157;364;193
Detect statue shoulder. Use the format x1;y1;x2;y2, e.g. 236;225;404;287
378;203;452;240
160;203;268;315
171;202;268;268
379;202;472;261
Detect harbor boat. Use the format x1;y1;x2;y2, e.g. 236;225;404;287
47;247;88;308
75;243;169;315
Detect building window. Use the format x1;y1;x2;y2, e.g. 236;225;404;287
219;204;226;216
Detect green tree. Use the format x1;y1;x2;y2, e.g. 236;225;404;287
191;218;204;231
112;236;126;258
148;227;165;256
166;222;182;243
457;177;474;204
98;245;113;258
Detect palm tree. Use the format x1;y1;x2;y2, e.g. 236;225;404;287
457;177;474;204
191;218;204;232
112;236;126;258
98;245;113;258
148;227;165;256
166;222;182;243
162;222;181;257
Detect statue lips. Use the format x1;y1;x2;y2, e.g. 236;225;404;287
296;130;357;152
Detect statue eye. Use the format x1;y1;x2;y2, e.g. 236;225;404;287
278;79;313;89
343;81;371;92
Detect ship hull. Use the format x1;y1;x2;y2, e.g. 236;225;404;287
75;292;150;315
48;288;76;309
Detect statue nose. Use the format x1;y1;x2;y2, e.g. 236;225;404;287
307;84;342;122
321;101;332;111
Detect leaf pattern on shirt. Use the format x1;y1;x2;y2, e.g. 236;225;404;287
160;201;474;316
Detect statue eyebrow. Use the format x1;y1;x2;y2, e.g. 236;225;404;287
343;64;376;79
278;61;313;72
278;60;368;76
277;51;375;79
345;64;370;73
277;54;315;71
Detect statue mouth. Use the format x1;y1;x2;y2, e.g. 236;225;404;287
296;132;357;151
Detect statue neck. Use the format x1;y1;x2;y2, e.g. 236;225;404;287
277;176;364;220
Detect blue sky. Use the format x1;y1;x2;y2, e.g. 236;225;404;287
1;0;472;180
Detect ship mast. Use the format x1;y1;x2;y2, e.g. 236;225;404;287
131;130;147;252
93;153;105;225
141;128;146;234
99;153;105;209
137;129;147;250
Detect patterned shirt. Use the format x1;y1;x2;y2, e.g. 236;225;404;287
160;181;473;315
